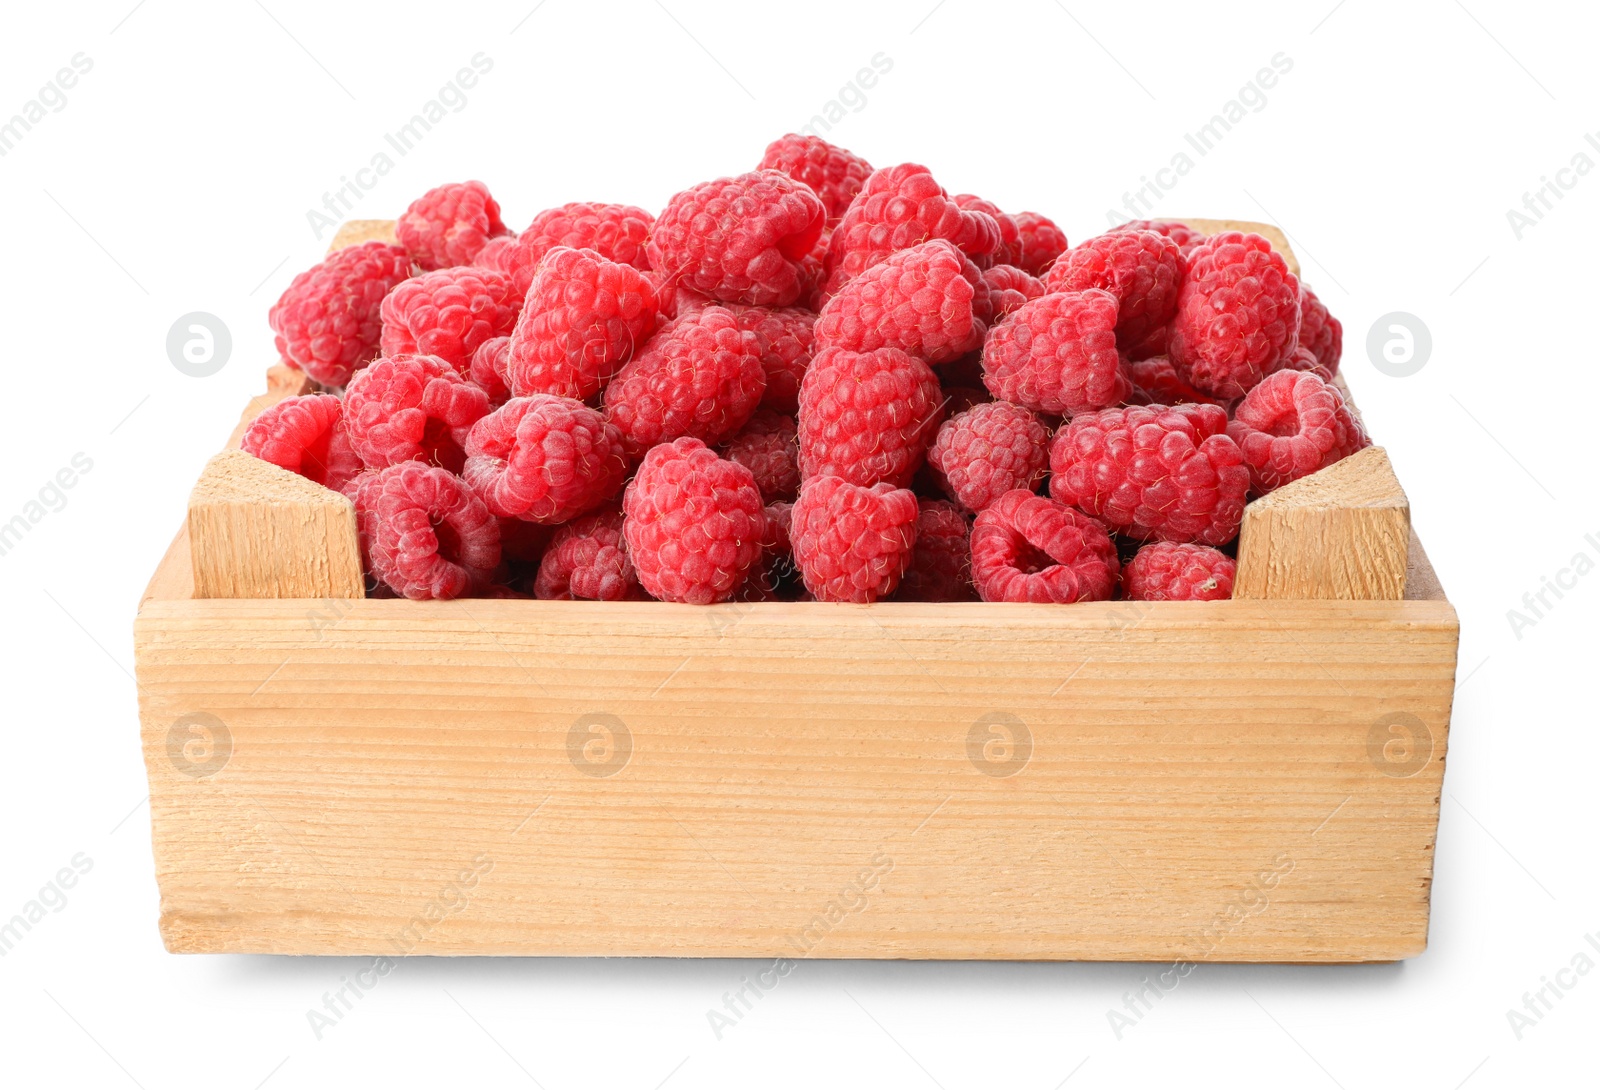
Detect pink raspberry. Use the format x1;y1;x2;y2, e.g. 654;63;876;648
1226;370;1369;493
241;393;362;493
343;354;491;473
647;170;826;307
534;507;642;601
791;476;919;603
469;336;512;405
823;163;1000;295
396;181;509;270
602;307;766;458
495;202;655;296
1298;285;1342;375
1011;211;1069;277
758;133;874;224
1112;219;1207;257
379;265;521;374
1046;229;1185;350
927;401;1051;513
463;395;629;524
726;304;816;413
1124;354;1233;409
797;345;943;488
1280;344;1335;383
358;462;500;600
895;499;974;602
269;241;412;386
721;409;799;502
980;289;1127;414
971;490;1118;604
505;246;659;401
1123;541;1235;601
1048;403;1249;546
622;437;767;604
1168;231;1302;398
980;264;1045;321
473;234;520;274
814;240;985;364
955;194;1021;268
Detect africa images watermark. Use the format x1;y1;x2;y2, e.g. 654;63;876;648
0;853;94;958
1505;130;1600;240
1505;529;1600;640
1505;929;1600;1041
0;53;93;158
0;453;95;561
797;52;894;139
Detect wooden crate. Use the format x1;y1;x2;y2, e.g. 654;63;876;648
132;220;1456;961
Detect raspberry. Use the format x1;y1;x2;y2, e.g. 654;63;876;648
1112;219;1207;257
473;234;520;274
496;202;655;295
1225;370;1369;493
927;401;1050;513
1123;541;1235;601
396;181;509;271
1125;354;1232;409
1168;231;1301;398
980;264;1045;321
791;476;919;603
814;240;985;364
622;437;767;604
1011;211;1069;277
534;507;642;601
970;490;1118;603
980;289;1127;414
241;394;362;492
727;304;816;413
602;307;765;457
823;163;999;295
1048;403;1249;545
895;499;974;601
361;462;500;600
797;345;943;488
269;241;412;386
1280;344;1335;383
955;194;1021;268
721;409;799;502
505;246;659;401
758;133;874;224
647;171;826;307
343;354;491;473
463;394;629;523
379;265;521;374
469;336;512;405
1046;230;1185;349
1298;285;1342;374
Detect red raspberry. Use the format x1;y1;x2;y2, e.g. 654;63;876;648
622;437;767;604
1226;370;1369;494
469;336;512;405
1048;403;1249;546
473;234;520;274
1011;211;1069;277
269;241;412;386
980;264;1045;321
981;289;1127;414
725;305;816;413
791;476;919;603
823;164;1000;295
343;354;490;473
396;181;509;271
955;194;1021;268
1046;230;1185;350
1125;354;1232;409
496;202;655;295
241;394;362;493
534;507;642;601
814;240;985;364
928;401;1051;513
647;171;826;307
1123;541;1235;601
970;490;1118;603
463;395;629;524
895;499;974;602
1112;219;1208;257
721;409;799;502
1168;231;1302;398
505;246;659;401
602;307;766;457
1298;285;1342;375
379;265;521;374
360;462;500;600
797;345;943;488
758;133;874;224
1280;344;1335;383
765;500;794;556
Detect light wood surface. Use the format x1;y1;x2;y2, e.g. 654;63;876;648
327;219;399;253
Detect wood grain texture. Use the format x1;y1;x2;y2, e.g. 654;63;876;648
1176;217;1300;276
326;219;399;253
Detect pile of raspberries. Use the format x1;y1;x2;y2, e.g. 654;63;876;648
250;134;1361;605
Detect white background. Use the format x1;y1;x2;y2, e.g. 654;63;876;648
1;1;1595;1086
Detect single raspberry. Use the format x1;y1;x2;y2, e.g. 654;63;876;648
791;476;919;603
341;468;383;573
758;133;874;224
814;240;985;364
1168;231;1301;398
895;499;974;601
1048;403;1249;546
360;462;500;600
463;394;629;523
1225;370;1369;493
647;171;826;307
534;507;642;601
469;336;512;405
1280;344;1335;383
970;490;1119;603
269;241;412;386
241;394;362;492
980;264;1045;321
496;202;655;295
504;246;659;401
396;181;509;271
1298;285;1342;375
1046;230;1185;350
1112;219;1208;257
622;437;767;604
725;304;816;413
473;234;520;274
379;265;521;374
1125;354;1232;409
823;163;1000;295
797;345;943;488
721;409;799;502
343;354;491;473
1011;211;1070;277
955;194;1021;268
1123;542;1235;601
927;401;1051;514
980;289;1127;414
602;307;766;457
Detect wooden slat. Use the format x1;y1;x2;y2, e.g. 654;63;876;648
327;219;399;253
